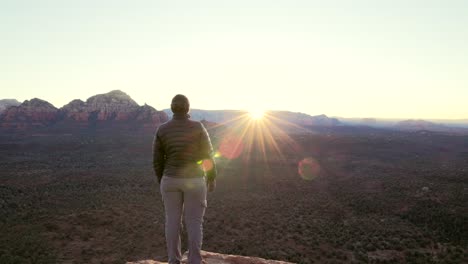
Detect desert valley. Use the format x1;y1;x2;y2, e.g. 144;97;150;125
0;91;466;263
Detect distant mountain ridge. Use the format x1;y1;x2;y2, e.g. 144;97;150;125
394;119;466;133
0;90;168;131
1;91;467;134
338;116;468;134
1;90;341;132
164;109;341;127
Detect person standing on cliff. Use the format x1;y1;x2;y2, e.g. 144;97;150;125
153;94;217;264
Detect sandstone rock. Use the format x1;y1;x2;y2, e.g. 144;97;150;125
86;90;140;121
63;90;168;124
0;98;59;129
0;99;20;113
136;104;168;123
127;251;294;264
61;99;89;121
0;91;168;131
136;104;169;131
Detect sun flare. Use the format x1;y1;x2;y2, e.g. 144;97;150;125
248;109;265;120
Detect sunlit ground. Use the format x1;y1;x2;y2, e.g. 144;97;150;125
203;109;322;181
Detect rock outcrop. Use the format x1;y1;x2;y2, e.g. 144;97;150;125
127;251;294;264
60;99;89;121
0;90;168;131
59;91;168;125
85;90;140;121
0;98;59;129
0;99;21;113
136;104;168;123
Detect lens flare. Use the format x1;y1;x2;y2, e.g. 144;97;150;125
203;109;304;169
219;135;244;159
298;157;321;180
200;159;214;171
248;109;265;120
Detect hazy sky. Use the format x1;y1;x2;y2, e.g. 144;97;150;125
1;0;467;119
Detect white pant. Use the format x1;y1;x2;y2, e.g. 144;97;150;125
160;176;207;264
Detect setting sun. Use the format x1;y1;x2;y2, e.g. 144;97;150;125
248;109;265;120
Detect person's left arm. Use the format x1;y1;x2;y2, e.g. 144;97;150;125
153;128;165;184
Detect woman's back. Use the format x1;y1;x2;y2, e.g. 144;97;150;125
155;114;212;178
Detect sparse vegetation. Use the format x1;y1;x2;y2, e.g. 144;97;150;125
0;127;467;263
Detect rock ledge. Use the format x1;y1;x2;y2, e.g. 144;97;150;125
127;251;294;264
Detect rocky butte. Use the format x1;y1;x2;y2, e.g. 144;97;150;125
0;90;168;131
0;98;59;130
0;99;20;112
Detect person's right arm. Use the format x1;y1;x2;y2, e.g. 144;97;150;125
199;123;217;190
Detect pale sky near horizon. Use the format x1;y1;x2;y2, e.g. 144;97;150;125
1;0;467;119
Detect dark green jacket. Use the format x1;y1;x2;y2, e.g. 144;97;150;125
153;113;217;183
